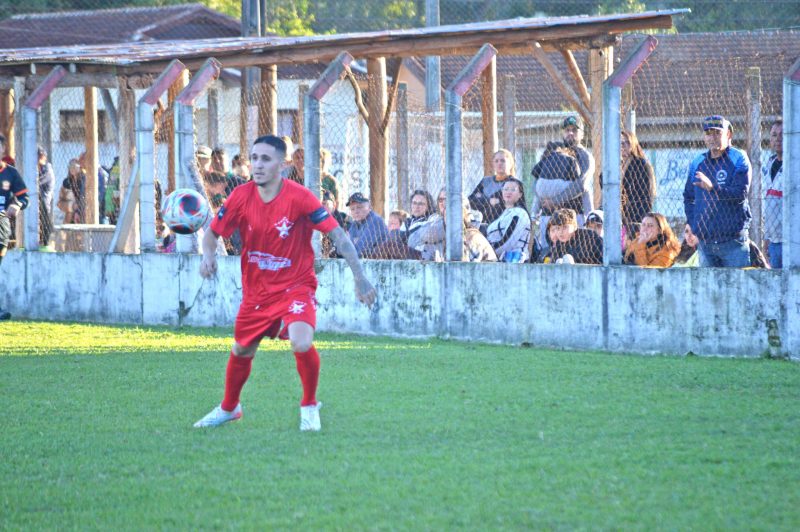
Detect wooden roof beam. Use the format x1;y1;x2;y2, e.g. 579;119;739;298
531;41;592;128
559;48;592;110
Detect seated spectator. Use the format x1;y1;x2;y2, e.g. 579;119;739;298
547;208;603;265
624;212;681;268
672;224;701;267
409;192;496;263
231;154;250;181
320;190;350;258
486;177;531;262
400;189;435;238
388;209;409;231
346;192;389;258
585;210;604;238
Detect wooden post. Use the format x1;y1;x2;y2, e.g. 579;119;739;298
84;86;99;224
100;88;119;141
367;57;388;217
746;66;762;246
167;70;189;193
11;78;23;245
480;56;498;177
396;82;409;211
118;78;137;252
589;46;613;209
502;74;516;159
0;89;11;144
296;83;309;145
260;64;277;136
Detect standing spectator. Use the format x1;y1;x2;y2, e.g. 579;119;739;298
530;140;582;246
547;208;603;265
196;145;213;182
284;147;304;185
561;115;595;213
320;148;340;202
57;159;86;224
37;146;55;248
346;192;389;258
763;118;783;269
77;151;109;224
683;115;752;268
486;177;531;262
620;130;656;237
103;156;120;225
624;212;681;268
469;148;516;227
0;133;28;320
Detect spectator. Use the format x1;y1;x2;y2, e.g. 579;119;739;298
0;133;28;320
37;146;55;247
763;118;783;269
620;130;656;237
623;213;681;268
547;208;603;265
585;210;604;238
103;156;120;225
409;190;496;263
683;115;752;268
672;224;701;267
468;148;516;227
387;210;409;231
346;192;389;258
561;114;594;212
284;147;304;185
231;154;250;181
196;145;213;181
486;177;531;262
57;158;86;224
77;151;110;224
529;140;584;247
320;190;350;258
320;148;340;202
399;189;435;240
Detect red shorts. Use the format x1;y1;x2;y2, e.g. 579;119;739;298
234;285;318;347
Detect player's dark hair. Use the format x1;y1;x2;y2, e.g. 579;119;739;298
253;135;287;156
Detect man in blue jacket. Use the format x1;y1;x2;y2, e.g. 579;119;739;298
346;192;389;258
683;115;752;267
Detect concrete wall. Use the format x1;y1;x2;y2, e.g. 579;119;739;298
1;250;795;359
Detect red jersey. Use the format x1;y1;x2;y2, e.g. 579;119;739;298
210;179;338;304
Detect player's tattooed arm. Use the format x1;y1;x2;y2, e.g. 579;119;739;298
328;226;377;308
200;228;220;279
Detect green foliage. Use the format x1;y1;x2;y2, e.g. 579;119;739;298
265;0;316;36
2;321;800;529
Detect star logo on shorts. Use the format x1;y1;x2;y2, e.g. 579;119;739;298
288;300;306;314
274;217;294;239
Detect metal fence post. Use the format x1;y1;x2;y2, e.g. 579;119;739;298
783;58;800;359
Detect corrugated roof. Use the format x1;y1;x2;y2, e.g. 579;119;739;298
0;9;687;74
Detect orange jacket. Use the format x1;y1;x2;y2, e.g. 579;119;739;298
624;237;679;267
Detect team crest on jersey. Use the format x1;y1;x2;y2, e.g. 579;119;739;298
1;180;9;191
217;206;226;220
716;170;728;185
288;300;306;314
274;216;294;239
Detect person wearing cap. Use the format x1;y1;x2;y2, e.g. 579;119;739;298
468;148;517;227
196;145;213;180
585;210;604;239
683;115;752;267
560;115;595;213
37;146;55;247
346;192;390;258
763;118;784;268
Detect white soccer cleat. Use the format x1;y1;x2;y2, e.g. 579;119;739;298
193;403;243;428
300;402;322;432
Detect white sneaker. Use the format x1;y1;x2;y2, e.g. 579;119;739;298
193;403;243;428
300;402;322;432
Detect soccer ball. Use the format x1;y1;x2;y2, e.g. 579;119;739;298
161;188;211;234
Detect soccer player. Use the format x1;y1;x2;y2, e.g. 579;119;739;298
193;135;376;431
0;134;28;320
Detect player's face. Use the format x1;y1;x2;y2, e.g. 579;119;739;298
250;143;284;187
704;128;730;154
501;181;522;208
770;124;783;158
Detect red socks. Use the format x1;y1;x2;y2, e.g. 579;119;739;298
294;346;320;406
221;352;253;412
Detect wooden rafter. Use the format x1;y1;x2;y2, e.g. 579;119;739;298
530;41;592;128
344;66;369;122
380;59;402;135
559;48;592;110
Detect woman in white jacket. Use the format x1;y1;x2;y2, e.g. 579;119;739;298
486;177;531;263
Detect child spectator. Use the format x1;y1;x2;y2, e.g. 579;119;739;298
486;177;530;262
547;208;603;265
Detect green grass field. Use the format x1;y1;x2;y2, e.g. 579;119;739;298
2;321;799;530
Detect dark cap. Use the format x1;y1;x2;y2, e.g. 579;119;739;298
702;115;732;132
562;115;583;130
346;192;370;206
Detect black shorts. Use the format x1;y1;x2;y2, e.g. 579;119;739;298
0;214;10;251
